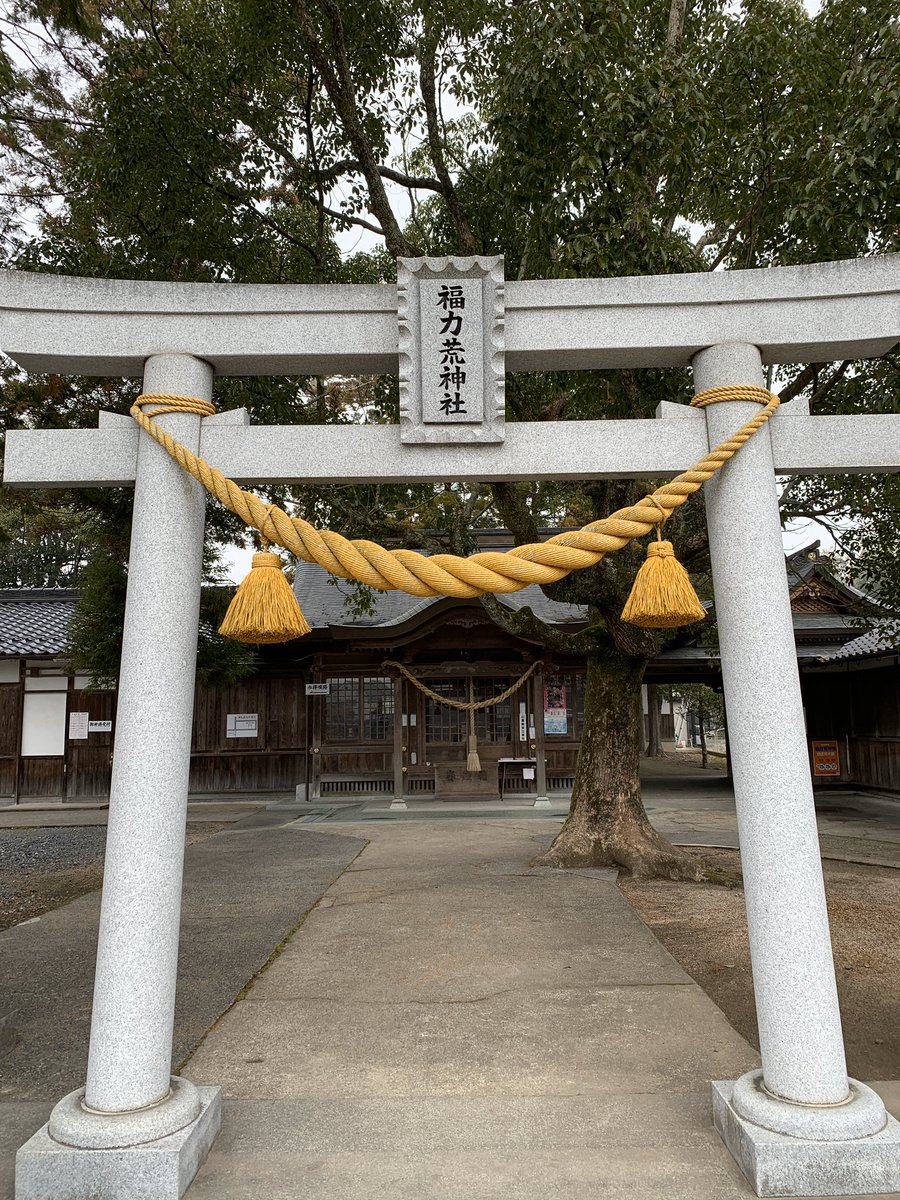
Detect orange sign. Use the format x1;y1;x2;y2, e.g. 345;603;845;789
811;740;841;777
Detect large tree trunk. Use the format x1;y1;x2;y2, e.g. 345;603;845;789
535;649;706;880
645;682;664;757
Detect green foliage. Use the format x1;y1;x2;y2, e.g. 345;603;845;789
65;548;128;688
327;577;378;621
0;497;92;587
673;682;726;730
0;0;898;671
67;548;255;689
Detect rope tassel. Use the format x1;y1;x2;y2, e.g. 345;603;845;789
621;540;706;629
219;552;311;644
130;385;778;642
466;733;481;774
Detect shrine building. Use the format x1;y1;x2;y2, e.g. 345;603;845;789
0;542;894;805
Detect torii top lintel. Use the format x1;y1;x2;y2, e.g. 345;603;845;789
0;254;897;377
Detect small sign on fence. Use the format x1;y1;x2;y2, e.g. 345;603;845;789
811;739;841;776
226;713;259;738
68;711;89;740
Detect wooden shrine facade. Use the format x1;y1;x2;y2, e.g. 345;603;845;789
0;543;891;803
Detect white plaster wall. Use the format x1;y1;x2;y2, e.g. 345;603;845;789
24;676;68;692
0;660;19;683
21;691;67;756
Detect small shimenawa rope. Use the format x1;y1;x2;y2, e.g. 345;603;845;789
382;659;541;709
129;385;778;602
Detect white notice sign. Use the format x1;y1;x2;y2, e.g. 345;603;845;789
68;711;89;740
88;720;112;733
226;713;259;738
305;682;330;695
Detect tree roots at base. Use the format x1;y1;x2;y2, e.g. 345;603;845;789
533;815;740;885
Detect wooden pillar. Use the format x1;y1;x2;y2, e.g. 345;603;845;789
310;667;322;802
532;669;550;808
390;674;407;810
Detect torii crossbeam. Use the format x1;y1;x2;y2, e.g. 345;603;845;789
5;256;900;1200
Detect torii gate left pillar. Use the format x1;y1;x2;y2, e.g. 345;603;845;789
4;257;900;1200
15;354;224;1199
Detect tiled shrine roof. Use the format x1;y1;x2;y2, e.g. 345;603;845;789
0;588;77;656
292;559;588;632
817;624;899;664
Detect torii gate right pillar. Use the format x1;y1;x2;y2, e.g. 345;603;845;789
694;342;900;1195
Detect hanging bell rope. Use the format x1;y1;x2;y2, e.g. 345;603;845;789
465;677;481;774
130;385;779;642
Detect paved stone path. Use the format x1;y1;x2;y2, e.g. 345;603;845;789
3;777;900;1198
0;824;365;1200
179;818;887;1200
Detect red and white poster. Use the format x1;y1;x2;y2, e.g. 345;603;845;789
811;740;841;777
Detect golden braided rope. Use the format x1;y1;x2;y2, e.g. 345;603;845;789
382;659;541;710
130;385;778;599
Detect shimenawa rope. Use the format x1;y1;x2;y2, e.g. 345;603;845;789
380;660;541;775
382;659;541;710
129;385;778;640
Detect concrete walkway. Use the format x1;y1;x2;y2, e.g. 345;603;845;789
3;812;899;1198
175;819;897;1199
0;824;365;1200
4;760;899;871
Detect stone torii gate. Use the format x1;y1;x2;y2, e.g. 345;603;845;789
4;256;900;1200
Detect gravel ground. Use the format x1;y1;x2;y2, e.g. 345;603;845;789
0;827;108;874
0;823;232;931
622;847;900;1081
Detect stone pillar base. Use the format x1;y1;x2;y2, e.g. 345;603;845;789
532;796;552;808
389;798;408;811
15;1086;220;1200
713;1080;900;1197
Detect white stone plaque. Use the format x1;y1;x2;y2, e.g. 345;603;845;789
398;256;504;444
88;720;113;733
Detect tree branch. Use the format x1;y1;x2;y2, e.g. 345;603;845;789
479;592;596;655
325;158;443;191
293;0;417;257
489;481;540;545
666;0;688;52
808;360;852;412
777;363;817;404
418;9;477;254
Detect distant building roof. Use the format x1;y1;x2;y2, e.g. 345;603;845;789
816;625;899;664
293;557;588;632
0;589;76;656
786;542;875;612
